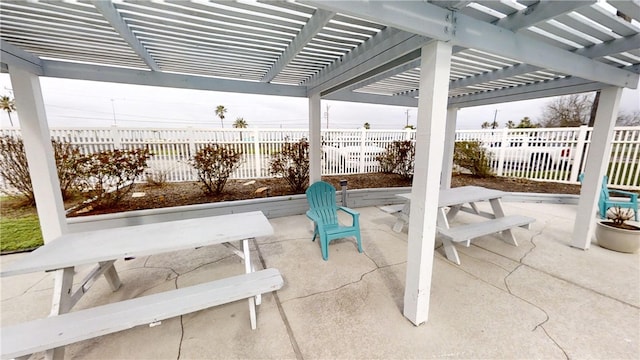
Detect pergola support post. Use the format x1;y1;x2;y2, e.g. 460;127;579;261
9;67;69;360
441;107;458;189
571;86;622;250
8;68;67;243
308;92;322;184
403;41;452;326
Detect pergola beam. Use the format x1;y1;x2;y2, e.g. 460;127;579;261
90;0;161;71
448;77;602;108
324;89;418;107
41;60;306;97
448;64;639;107
303;27;429;94
0;39;44;75
494;1;595;31
304;0;638;89
261;9;334;83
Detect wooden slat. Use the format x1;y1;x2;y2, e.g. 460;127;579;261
0;211;273;277
1;268;284;360
437;215;535;243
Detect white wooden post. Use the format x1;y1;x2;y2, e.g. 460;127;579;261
405;128;413;141
403;41;452;326
571;86;623;250
309;93;322;184
496;127;509;176
441;107;458;189
110;125;122;149
10;67;69;360
186;126;196;155
9;68;67;244
359;127;366;173
253;129;261;178
569;125;589;183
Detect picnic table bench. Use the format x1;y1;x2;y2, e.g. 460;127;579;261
0;211;282;360
392;187;535;264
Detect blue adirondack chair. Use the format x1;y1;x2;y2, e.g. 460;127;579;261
579;174;638;221
305;181;363;260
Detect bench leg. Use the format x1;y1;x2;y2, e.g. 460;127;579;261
392;218;405;233
46;267;75;360
447;205;461;221
489;198;518;246
242;238;259;329
440;238;461;265
437;208;461;264
103;263;122;291
392;202;410;232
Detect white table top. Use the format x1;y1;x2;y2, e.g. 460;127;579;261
397;186;505;207
1;211;273;277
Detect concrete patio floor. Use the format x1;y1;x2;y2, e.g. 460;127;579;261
1;202;639;359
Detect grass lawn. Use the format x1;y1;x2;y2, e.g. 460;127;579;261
0;196;43;253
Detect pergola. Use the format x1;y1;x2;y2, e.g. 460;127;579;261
1;0;639;327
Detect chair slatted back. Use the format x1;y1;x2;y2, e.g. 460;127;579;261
600;175;610;202
306;181;339;226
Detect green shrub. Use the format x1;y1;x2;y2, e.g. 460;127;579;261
52;140;86;200
376;140;415;180
191;144;242;195
453;141;494;177
77;148;151;207
0;136;33;204
269;137;309;192
0;137;86;203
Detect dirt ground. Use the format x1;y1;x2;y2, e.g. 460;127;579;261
68;173;582;217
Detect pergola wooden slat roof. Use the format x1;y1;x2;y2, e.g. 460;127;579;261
2;0;638;105
1;0;638;333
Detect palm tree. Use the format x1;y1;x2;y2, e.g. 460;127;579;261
215;105;227;128
363;122;370;129
233;117;247;128
0;96;16;127
233;117;248;141
506;120;516;129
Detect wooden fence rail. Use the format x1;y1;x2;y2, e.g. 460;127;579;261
1;126;638;190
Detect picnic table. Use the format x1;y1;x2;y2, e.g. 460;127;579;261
388;186;534;264
0;211;283;360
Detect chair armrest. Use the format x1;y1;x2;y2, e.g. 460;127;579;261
608;189;638;201
338;206;359;217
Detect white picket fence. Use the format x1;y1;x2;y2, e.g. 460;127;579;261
1;126;638;190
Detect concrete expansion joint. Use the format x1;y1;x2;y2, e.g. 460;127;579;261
253;240;304;360
461;244;514;272
534;321;569;360
519;228;544;263
178;254;238;276
503;266;569;358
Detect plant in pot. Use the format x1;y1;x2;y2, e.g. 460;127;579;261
595;207;640;253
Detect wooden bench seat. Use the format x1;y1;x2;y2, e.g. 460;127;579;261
437;215;535;243
436;215;535;265
379;204;404;214
1;268;283;360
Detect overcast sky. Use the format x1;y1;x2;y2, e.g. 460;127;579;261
0;74;638;130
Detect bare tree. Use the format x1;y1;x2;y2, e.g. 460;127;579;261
540;94;594;127
617;111;640;126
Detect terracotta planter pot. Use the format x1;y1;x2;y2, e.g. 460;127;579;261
595;221;640;254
